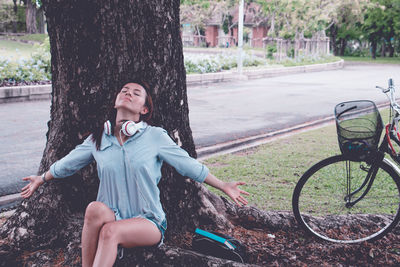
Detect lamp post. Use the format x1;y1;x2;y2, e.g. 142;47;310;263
237;0;244;76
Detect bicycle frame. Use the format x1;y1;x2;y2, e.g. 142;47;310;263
345;79;400;207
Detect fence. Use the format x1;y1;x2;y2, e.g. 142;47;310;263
263;36;330;61
182;35;207;47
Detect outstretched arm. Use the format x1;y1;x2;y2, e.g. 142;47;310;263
21;171;54;199
204;172;249;207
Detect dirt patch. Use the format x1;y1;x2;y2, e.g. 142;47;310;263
170;225;400;266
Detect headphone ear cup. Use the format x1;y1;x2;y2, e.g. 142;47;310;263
104;120;112;135
121;121;139;136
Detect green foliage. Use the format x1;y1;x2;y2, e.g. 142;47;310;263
0;37;51;83
266;45;277;59
277;54;340;67
11;33;47;43
222;14;232;34
0;2;26;32
360;0;400;56
256;0;339;39
184;52;269;74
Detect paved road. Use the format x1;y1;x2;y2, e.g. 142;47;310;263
1;63;400;198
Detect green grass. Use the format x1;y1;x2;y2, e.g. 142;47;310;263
203;124;341;212
280;56;342;67
202;108;393;213
342;56;400;65
0;39;39;61
8;34;48;44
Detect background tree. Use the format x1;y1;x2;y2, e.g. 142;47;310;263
25;0;37;33
180;0;234;38
256;0;338;39
0;0;265;265
327;0;368;56
362;1;386;59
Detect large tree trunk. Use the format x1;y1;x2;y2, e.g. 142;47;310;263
26;0;37;34
0;0;241;265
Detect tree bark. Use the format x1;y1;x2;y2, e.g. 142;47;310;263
381;41;386;57
329;24;338;56
0;0;240;265
37;7;45;34
371;40;377;59
12;0;18;33
339;38;347;56
26;0;37;34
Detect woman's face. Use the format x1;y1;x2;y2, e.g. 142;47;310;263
114;83;149;116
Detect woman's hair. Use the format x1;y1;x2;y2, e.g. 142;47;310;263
91;81;154;150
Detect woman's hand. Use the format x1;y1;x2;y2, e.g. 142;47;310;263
203;173;250;206
21;175;43;199
222;181;249;207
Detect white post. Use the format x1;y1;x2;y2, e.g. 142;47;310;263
237;0;244;75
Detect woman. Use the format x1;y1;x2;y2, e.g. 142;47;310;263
21;82;249;267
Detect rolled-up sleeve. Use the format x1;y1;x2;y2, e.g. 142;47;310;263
50;136;95;178
157;129;209;183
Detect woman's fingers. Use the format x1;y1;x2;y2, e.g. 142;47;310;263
239;189;250;196
238;195;248;205
21;189;30;198
21;183;30;191
20;175;39;199
22;176;31;181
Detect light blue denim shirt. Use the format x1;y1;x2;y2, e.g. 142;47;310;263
49;123;209;226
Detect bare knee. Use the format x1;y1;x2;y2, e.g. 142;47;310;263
84;201;114;226
99;222;117;243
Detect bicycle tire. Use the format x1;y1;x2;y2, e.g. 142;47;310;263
292;154;400;244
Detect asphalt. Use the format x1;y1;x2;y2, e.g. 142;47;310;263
1;63;400;210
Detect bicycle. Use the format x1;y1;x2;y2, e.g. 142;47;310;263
292;78;400;244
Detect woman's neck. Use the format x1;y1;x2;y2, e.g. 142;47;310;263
114;110;140;135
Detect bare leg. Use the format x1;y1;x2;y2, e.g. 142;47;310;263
92;217;161;267
81;201;115;267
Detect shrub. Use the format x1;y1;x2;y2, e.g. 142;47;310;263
184;52;268;74
0;37;51;84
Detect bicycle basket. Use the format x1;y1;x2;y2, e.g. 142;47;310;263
335;100;383;161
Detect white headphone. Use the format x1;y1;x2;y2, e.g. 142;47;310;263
103;120;144;136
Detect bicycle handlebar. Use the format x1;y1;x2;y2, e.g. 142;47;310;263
378;78;400;114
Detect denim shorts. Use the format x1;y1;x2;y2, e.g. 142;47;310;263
112;209;167;247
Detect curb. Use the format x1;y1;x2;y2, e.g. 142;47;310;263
0;84;51;103
197;116;335;160
0;60;344;103
0;193;22;211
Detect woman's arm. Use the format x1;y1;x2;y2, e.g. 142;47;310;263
21;171;54;199
21;135;95;199
204;172;249;207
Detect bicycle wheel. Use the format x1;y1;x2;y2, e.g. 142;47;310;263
292;155;400;243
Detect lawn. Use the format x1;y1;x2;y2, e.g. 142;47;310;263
342;56;400;65
7;33;48;44
203;122;340;212
202;108;392;212
0;39;39;61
